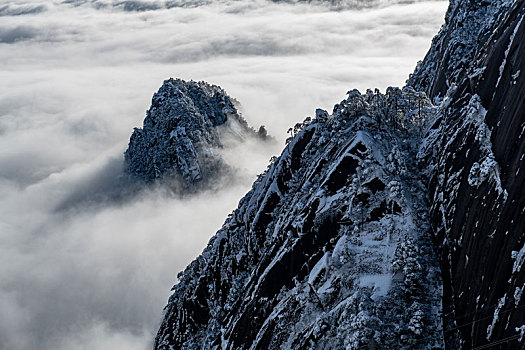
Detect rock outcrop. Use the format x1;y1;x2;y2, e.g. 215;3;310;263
125;78;266;189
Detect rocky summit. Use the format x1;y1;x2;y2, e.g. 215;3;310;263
125;78;267;190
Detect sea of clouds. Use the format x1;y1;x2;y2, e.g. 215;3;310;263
0;0;447;349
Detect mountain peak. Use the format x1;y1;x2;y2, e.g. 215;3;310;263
125;78;265;189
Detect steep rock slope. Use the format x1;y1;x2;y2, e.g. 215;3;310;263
407;0;513;99
125;78;265;188
152;1;525;349
418;1;525;348
154;88;443;349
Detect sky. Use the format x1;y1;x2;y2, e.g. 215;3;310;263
0;0;447;349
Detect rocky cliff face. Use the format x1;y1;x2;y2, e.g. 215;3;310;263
152;1;525;349
154;88;443;349
418;1;525;348
125;78;266;189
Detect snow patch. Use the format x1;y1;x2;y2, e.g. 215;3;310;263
511;244;525;274
309;252;331;285
517;325;525;342
487;295;506;340
358;273;392;301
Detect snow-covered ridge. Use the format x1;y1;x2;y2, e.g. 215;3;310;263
154;87;443;349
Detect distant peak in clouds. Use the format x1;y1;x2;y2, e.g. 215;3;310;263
0;4;47;16
124;78;271;192
114;0;163;11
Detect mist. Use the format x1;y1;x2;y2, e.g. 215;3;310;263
0;0;447;349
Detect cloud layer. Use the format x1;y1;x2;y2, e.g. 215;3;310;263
0;1;447;349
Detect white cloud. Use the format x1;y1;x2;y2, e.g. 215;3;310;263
0;1;447;349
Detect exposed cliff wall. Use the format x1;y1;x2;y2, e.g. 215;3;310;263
419;1;525;348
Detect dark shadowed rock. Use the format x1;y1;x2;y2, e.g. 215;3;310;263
418;1;525;348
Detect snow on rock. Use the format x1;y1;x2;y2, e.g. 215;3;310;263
357;273;391;301
512;244;525;275
514;283;524;307
151;1;525;349
495;14;524;90
124;78;267;190
308;252;330;285
517;325;525;342
459;95;506;197
154;88;443;350
407;0;513;99
486;296;506;341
